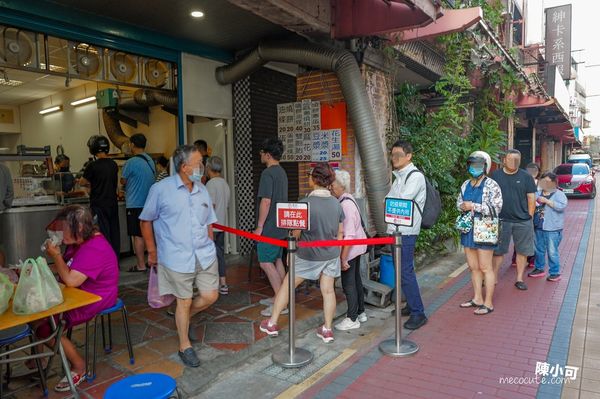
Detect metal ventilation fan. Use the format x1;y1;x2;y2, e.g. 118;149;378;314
0;27;33;67
109;51;137;83
144;59;168;88
72;43;100;78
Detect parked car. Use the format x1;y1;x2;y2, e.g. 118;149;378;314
567;153;593;168
554;163;596;199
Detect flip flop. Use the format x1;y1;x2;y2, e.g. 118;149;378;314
459;300;482;308
474;305;494;315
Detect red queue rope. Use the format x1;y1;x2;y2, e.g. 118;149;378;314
213;224;394;248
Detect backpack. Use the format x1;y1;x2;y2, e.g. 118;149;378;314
405;170;441;229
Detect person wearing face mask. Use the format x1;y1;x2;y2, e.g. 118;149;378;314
457;151;503;315
528;172;568;282
53;154;75;193
139;145;218;368
491;149;537;290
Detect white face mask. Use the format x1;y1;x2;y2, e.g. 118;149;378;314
189;165;204;182
41;230;63;251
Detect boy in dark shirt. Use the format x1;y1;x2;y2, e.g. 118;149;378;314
79;135;120;256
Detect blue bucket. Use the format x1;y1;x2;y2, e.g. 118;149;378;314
379;254;395;288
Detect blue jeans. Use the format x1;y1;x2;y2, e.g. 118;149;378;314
534;230;563;275
396;235;425;316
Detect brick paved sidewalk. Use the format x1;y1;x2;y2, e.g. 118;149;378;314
303;197;595;399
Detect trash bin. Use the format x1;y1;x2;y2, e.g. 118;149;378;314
379;254;395;288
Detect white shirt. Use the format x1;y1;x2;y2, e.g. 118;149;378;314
206;176;231;232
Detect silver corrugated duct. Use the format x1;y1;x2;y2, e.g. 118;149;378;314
216;41;390;235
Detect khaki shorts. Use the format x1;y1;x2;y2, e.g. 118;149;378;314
157;259;219;299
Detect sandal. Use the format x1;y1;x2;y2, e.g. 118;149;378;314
219;284;229;295
54;371;86;392
460;300;482;308
474;305;494;315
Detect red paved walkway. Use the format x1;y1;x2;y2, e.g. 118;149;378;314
304;198;593;399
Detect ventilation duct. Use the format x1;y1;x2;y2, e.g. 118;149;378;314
102;109;130;152
215;40;390;235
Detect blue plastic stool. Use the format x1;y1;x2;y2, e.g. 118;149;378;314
0;325;48;397
104;373;180;399
89;298;134;381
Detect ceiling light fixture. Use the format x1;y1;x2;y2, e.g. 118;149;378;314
190;10;204;18
70;96;97;106
39;105;62;115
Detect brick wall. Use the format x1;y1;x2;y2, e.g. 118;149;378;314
296;65;393;200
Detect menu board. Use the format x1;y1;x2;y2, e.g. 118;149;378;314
277;100;342;162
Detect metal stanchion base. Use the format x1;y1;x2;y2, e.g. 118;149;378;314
272;348;314;368
378;338;419;358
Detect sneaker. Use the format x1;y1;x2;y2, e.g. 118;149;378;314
528;268;546;278
178;347;200;368
335;317;360;331
547;274;562;282
404;314;428;330
357;312;368;323
317;326;335;343
219;284;229;295
260;305;289;317
259;319;280;336
259;297;274;306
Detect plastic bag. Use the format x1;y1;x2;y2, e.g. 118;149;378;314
12;257;64;315
0;273;14;315
147;267;175;308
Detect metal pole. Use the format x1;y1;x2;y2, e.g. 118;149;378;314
379;231;419;357
272;235;313;368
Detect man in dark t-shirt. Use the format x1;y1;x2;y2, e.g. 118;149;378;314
80;135;120;256
491;149;537;291
253;138;288;316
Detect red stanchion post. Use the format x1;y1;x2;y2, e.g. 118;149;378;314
379;231;419;357
272;234;313;368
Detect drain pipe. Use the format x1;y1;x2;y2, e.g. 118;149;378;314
216;41;390;235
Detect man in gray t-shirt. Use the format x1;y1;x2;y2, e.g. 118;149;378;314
253;139;288;316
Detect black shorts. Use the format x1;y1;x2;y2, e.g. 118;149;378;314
126;208;143;237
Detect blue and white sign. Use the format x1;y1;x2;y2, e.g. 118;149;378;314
385;197;414;227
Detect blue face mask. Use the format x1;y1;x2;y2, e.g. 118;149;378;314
468;166;485;178
190;166;203;183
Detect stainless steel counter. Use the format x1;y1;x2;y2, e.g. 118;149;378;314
0;202;131;265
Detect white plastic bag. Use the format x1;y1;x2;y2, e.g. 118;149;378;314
12;257;64;314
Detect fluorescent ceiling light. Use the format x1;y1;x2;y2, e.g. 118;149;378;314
39;105;62;115
0;79;23;87
70;96;97;106
190;10;204;18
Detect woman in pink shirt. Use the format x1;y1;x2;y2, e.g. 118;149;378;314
330;170;368;331
36;205;119;392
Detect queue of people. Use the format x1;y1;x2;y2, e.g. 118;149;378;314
6;133;574;386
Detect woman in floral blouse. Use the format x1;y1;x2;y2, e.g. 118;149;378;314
456;151;503;315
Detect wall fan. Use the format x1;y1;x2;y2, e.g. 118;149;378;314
72;43;101;78
0;28;34;67
144;59;168;88
109;51;137;83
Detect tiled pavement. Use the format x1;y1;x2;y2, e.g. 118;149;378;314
300;197;596;399
4;258;338;398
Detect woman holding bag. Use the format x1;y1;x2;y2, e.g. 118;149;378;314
34;205;119;391
456;151;503;315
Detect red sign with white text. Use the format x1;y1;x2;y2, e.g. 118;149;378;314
276;202;310;230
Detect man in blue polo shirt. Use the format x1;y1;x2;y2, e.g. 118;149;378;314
140;145;218;368
121;133;156;272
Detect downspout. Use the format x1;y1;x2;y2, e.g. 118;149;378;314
215;41;390;235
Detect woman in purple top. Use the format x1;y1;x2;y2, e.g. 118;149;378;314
37;205;119;392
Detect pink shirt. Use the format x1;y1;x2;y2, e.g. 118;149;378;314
62;234;119;326
339;193;367;262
